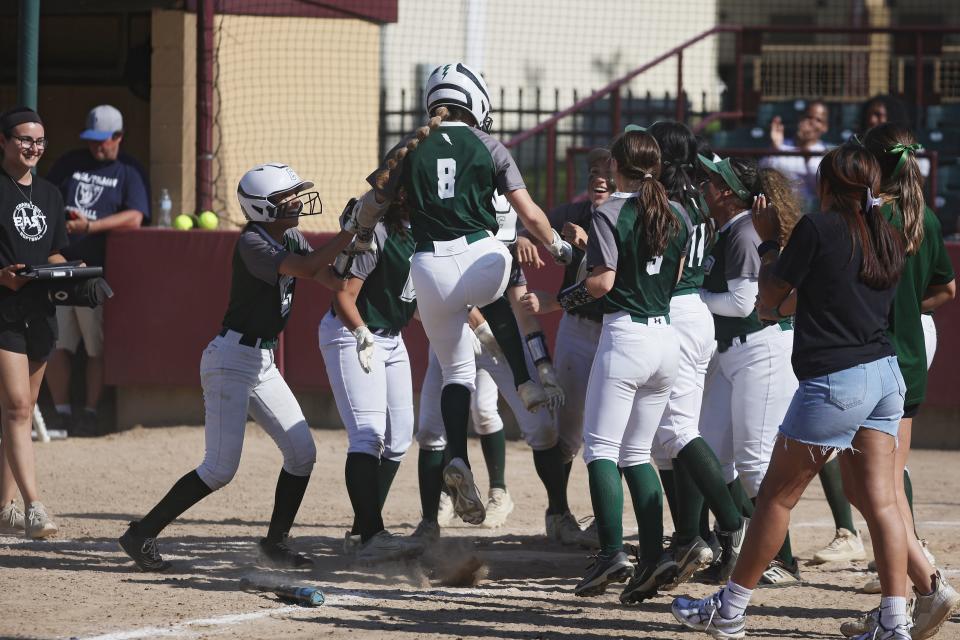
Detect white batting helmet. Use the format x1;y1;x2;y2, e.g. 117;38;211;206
237;162;320;222
424;62;493;132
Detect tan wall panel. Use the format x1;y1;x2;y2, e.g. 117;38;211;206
213;15;380;231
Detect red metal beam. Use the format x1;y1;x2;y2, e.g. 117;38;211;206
196;0;214;214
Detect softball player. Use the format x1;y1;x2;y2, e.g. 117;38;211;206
350;63;570;526
563;129;689;603
696;155;801;586
320;201;425;563
836;124;959;639
639;122;747;590
516;148;613;548
119;163;352;572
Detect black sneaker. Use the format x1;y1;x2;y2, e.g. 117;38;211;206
574;549;634;597
620;551;677;604
664;536;714;591
72;411;99;438
258;535;314;568
119;522;172;572
717;517;748;583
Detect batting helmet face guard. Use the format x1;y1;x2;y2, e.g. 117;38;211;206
237;163;322;222
424;62;493;132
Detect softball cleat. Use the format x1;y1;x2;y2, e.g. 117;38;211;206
442;458;486;525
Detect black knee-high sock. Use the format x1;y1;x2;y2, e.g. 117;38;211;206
137;470;213;538
677;439;742;535
480;431;507;490
728;479;754;518
479;296;531;387
418;449;446;522
904;467;918;538
345;453;383;542
266;468;311;542
533;444;569;515
378;458;401;511
818;457;857;532
659;468;680;533
441;384;472;464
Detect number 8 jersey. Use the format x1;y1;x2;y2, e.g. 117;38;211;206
369;121;526;245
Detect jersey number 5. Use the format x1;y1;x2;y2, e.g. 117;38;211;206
437;159;456;199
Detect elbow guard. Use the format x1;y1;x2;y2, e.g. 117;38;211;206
557;281;597;312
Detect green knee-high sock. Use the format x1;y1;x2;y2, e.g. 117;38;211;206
658;468;680;533
345;453;384;542
728;479;754;518
671;459;704;543
378;458;401;511
418;449;446;522
480;431;507;490
904;467;917;537
266;468;311;543
533;444;569;515
479;296;531;387
818;457;857;532
677;439;742;534
441;384;472;464
587;459;623;555
622;463;664;563
749;495;795;566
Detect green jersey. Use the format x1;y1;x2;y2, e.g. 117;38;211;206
586;193;690;320
369;122;526;246
347;221;418;332
883;203;955;406
222;223;311;341
674;192;715;294
702;212;767;342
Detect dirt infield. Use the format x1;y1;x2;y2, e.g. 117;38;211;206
1;425;958;640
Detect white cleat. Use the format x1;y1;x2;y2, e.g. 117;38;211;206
811;528;866;564
437;491;457;527
356;530;424;564
545;511;584;546
481;488;514;529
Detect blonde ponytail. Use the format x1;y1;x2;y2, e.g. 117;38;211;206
373;106;449;191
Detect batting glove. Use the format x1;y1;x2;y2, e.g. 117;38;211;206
536;361;565;411
473;321;505;365
545;229;574;265
353;325;375;373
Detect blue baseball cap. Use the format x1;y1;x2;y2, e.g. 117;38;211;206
80;105;123;141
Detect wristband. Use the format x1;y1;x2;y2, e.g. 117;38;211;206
524;331;550;366
757;240;780;258
557;281;598;311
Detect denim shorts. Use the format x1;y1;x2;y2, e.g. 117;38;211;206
779;356;905;450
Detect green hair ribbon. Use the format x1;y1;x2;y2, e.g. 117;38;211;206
888;142;923;179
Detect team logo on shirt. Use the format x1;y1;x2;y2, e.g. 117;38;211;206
13;202;47;242
75;181;105;211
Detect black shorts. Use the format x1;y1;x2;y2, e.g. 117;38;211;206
902;403;921;419
0;314;58;362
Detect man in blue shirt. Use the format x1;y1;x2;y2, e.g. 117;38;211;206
45;105;150;436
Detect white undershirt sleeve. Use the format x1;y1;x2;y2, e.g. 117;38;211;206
699;277;758;318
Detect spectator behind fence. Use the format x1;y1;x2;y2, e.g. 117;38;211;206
45;105;151;437
761;100;830;212
859;94;910;134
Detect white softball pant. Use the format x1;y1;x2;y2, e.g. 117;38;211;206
699;324;797;497
582;311;680;467
554;312;604;462
196;332;316;490
921;313;937;369
416;336;557;451
410;235;511;392
318;311;414;461
652;294;717;469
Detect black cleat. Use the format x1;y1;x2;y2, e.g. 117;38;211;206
620;550;678;604
119;522;172;572
258;535;314;568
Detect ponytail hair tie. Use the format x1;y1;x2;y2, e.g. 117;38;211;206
864;186;883;211
643;173;654;180
888;142;923;179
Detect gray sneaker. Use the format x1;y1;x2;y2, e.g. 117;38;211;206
411;519;441;545
442;458;485;525
840;607;879;637
545;511;583;546
574;549;634;597
0;501;25;534
25;502;57;539
665;536;714;591
850;620;912;639
912;571;960;640
671;591;747;639
574;517;601;550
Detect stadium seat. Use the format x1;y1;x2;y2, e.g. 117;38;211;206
711;126;770;150
917;128;960;153
926;105;960;131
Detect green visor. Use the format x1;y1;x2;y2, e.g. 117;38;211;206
624;124;647;133
697;153;751;202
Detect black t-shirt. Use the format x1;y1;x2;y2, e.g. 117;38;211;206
773;212;896;380
0;171;68;304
